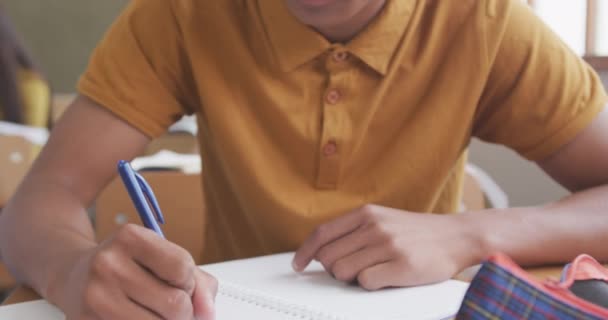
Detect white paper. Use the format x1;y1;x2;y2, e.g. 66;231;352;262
0;300;63;320
202;253;469;320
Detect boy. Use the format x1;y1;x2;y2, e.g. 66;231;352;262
1;0;607;319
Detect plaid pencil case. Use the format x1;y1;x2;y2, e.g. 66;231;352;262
456;253;608;319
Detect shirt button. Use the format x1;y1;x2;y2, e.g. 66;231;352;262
326;89;341;105
333;51;349;62
323;141;338;156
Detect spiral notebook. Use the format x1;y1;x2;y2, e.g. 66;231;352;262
0;252;468;319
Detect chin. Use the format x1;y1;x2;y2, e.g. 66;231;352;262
285;0;348;26
290;0;337;8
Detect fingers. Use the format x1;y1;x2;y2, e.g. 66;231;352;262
114;224;197;294
329;244;394;283
356;263;397;291
192;269;218;320
293;208;368;271
315;226;374;273
83;280;161;320
357;260;440;291
294;205;466;291
118;257;194;320
86;224;204;319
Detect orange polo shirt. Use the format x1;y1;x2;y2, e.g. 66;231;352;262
79;0;607;263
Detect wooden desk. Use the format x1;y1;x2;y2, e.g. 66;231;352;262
2;265;568;306
0;264;15;291
3;286;38;305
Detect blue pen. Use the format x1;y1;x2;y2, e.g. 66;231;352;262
117;160;166;238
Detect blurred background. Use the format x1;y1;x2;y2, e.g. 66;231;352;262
2;0;608;206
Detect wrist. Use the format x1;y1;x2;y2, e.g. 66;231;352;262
44;244;95;306
458;206;545;267
456;211;495;267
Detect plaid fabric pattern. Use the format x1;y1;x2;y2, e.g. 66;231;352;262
456;261;604;320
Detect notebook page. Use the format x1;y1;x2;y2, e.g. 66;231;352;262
0;300;64;320
0;289;330;320
216;280;346;320
202;252;469;320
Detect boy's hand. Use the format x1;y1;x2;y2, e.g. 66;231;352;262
293;205;481;290
50;224;217;320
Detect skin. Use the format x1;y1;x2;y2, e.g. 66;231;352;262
0;1;607;319
284;0;387;42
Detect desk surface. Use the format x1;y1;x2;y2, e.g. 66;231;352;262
3;265;568;307
3;287;38;305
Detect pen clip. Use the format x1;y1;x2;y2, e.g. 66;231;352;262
134;172;165;225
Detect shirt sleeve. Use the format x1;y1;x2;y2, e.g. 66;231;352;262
473;0;608;161
78;0;196;138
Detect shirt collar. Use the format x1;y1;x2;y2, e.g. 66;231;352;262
347;0;416;75
258;0;416;75
258;0;330;72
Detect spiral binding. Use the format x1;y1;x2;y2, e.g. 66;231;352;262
218;281;347;320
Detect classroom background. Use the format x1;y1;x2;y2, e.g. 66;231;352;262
1;0;607;301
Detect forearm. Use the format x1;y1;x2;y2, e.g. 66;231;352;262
468;184;608;266
0;179;97;298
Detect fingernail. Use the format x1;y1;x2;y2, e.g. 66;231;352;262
204;308;216;320
292;259;301;271
195;309;215;320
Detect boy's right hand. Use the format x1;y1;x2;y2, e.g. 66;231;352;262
49;224;217;320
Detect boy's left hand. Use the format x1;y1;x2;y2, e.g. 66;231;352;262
292;204;482;290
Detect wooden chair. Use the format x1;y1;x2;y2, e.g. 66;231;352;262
50;93;76;125
462;170;486;211
463;163;508;210
95;171;206;263
0;135;39;294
